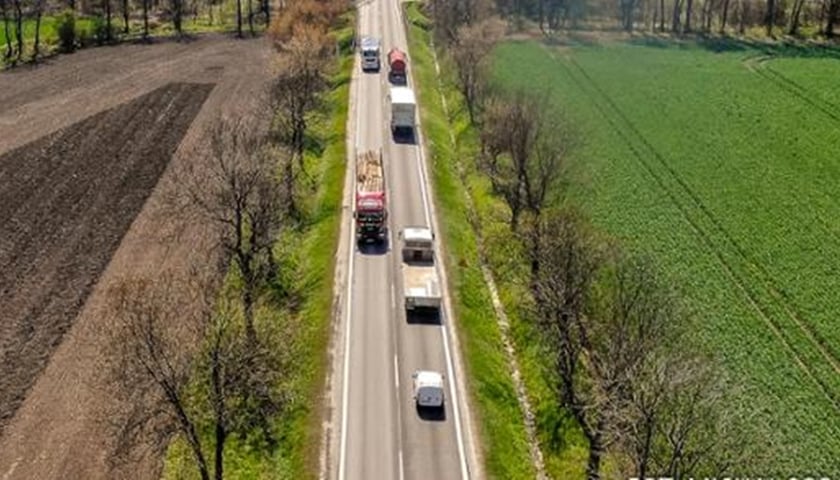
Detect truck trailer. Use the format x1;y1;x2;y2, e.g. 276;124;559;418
388;86;416;134
400;226;440;311
354;150;387;243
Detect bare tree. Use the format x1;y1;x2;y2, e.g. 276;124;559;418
141;0;150;38
103;273;213;480
271;24;330;217
531;209;605;480
236;0;243;37
247;0;254;34
764;0;776;35
480;91;575;232
451;17;504;124
169;117;284;343
103;272;288;480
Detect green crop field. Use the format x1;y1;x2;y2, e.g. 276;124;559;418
491;39;840;473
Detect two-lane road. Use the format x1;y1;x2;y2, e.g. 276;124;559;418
333;0;478;478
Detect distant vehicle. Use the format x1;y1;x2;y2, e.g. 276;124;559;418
400;226;440;311
360;36;381;72
354;150;387;243
412;370;444;408
387;47;407;84
388;86;416;134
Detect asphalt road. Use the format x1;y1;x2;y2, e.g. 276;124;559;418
334;0;479;479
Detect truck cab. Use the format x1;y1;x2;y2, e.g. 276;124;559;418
412;370;444;408
360;36;381;72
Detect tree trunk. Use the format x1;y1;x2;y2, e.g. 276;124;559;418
672;0;682;32
585;428;604;480
684;0;693;31
211;345;227;480
247;0;254;35
827;0;840;37
105;0;113;42
1;0;13;60
236;0;243;37
660;0;666;30
788;0;804;35
765;0;775;36
720;0;730;33
122;0;129;34
173;0;182;35
142;0;149;38
13;0;22;62
33;1;43;60
739;0;747;34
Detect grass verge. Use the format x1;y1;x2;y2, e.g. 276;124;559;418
404;3;538;478
161;18;354;480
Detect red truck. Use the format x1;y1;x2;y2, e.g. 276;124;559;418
354;150;387;242
387;48;407;85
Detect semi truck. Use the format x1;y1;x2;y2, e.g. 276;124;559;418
354;150;387;242
387;47;407;84
360;36;381;72
400;226;441;311
388;86;416;134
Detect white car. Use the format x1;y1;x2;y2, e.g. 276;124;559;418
412;370;444;408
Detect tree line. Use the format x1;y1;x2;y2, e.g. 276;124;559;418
99;1;348;478
430;1;769;477
1;0;273;65
432;0;840;38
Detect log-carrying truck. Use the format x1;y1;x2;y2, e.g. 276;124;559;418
399;226;441;311
354;150;387;243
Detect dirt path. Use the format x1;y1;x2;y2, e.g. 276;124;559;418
0;34;275;480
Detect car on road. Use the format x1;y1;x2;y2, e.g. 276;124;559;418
412;370;444;408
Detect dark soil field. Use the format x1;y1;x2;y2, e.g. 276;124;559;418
0;82;213;433
0;35;274;480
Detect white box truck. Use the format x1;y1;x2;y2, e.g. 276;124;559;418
388;86;416;134
400;226;440;311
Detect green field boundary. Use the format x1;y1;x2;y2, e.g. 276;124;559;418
541;48;840;410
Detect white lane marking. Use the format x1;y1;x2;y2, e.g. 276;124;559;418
398;450;406;480
394;354;400;388
338;31;365;480
394;0;471;477
391;283;396;309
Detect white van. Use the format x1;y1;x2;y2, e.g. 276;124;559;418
360;36;381;72
388;86;416;133
412;370;444;408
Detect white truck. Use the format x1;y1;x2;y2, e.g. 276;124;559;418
400;226;441;311
412;370;444;408
388;86;416;134
360;36;381;71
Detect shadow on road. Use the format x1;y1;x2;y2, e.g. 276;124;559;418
391;128;416;145
357;239;389;255
406;309;441;325
416;405;447;422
